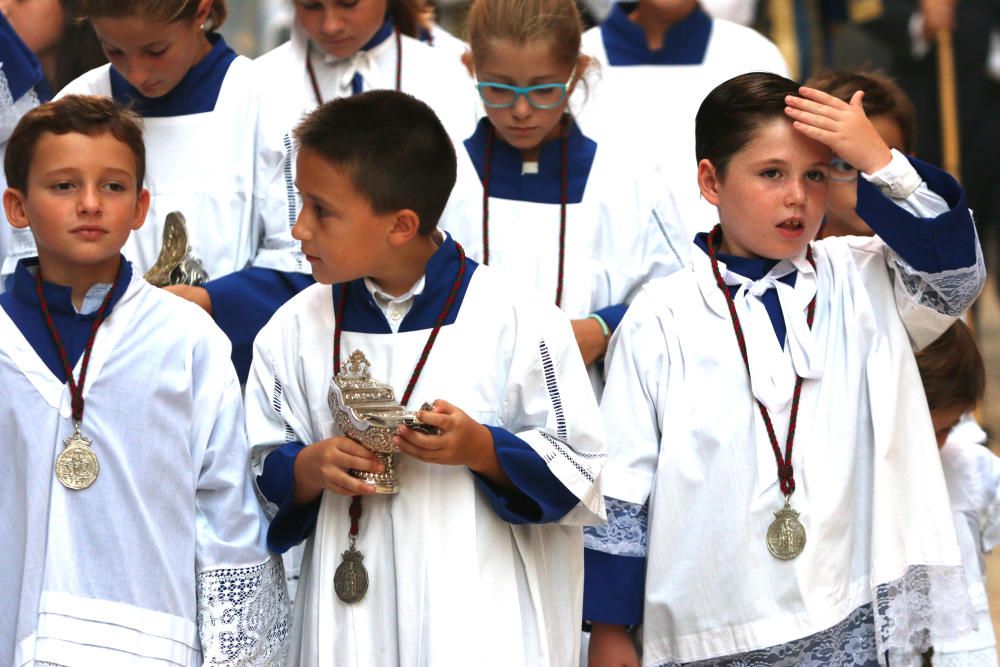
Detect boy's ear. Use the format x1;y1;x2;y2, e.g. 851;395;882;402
131;188;150;231
697;159;722;207
3;188;31;230
387;208;421;246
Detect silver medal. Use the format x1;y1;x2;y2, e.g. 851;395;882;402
55;423;99;490
766;498;806;560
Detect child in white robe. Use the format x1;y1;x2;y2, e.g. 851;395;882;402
0;95;287;666
185;0;477;384
575;0;788;241
447;0;688;395
916;322;999;666
586;72;984;666
247;90;606;666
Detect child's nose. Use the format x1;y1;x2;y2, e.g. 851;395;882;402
321;9;347;35
511;94;533;118
76;185;102;214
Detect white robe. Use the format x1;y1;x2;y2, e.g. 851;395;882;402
599;231;983;664
54;58;260;282
0;271;288;666
576;15;789;241
250;24;477;275
245;260;606;666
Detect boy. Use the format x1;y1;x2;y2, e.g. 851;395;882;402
916;322;997;665
0;95;288;666
247;90;606;666
808;70;918;239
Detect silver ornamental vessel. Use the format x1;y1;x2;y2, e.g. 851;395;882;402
328;350;437;493
144;211;209;287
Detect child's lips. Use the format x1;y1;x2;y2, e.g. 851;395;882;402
776;219;805;239
71;226;108;240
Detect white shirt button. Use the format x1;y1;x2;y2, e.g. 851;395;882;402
389;308;402;321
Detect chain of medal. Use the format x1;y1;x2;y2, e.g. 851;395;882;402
331;243;467;603
707;224;815;560
35;267;120;490
482;115;570;307
305;29;402;106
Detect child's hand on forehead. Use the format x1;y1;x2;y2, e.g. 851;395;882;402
784;86;893;175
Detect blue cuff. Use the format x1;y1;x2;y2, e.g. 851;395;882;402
856;156;975;273
584;548;645;625
204;267;315;383
593;303;629;333
472;426;580;524
257;441;320;554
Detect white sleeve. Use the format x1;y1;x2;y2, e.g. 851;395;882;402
189;324;291;664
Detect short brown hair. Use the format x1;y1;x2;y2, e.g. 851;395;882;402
916;320;986;412
806;70;916;154
5;95;146;193
77;0;227;32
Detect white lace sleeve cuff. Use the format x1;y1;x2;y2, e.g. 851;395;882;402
583;497;648;557
890;237;986;317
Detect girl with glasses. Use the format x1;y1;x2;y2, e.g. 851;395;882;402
447;0;688;395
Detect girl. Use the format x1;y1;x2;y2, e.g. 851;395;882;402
449;0;688;394
53;0;259;286
587;72;983;666
193;0;478;383
575;0;788;242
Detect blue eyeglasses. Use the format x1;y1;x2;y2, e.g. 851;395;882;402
475;66;577;110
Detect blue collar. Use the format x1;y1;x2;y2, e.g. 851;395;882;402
0;14;44;101
463;117;597;205
0;256;132;382
110;32;237;117
600;3;712;66
331;235;478;334
363;15;395;51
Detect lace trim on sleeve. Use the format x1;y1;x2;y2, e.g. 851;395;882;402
873;563;975;661
890;239;985;317
197;555;291;665
583;497;647;557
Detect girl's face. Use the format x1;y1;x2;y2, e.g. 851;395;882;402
294;0;389;60
91;1;212;99
475;39;581;160
699;117;830;260
1;0;65;59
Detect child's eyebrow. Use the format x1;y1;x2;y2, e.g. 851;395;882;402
101;38;170;51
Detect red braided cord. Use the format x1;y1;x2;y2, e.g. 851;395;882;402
481;116;569;307
706;224;816;497
333;243;467;538
305;29;403;107
34;267;120;423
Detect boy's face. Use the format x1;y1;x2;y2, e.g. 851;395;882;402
3;131;148;278
931;402;967;449
699;118;829;261
826;115;907;236
292;147;393;285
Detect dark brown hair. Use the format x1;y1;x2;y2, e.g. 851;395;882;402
695;71;800;177
916;320;986;412
806;70;916;154
52;0;108;91
78;0;227;31
5;94;146;193
295;90;456;234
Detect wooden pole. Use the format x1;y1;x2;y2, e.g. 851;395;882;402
937;30;961;181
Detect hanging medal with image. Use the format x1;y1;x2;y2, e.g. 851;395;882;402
330;241;468;603
707;225;814;560
35;266;120;491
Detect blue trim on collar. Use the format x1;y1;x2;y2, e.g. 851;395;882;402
110;33;237;117
331;236;478;334
363;15;394;51
694;232;795;345
0;256;133;382
463;117;597;205
0;14;45;100
600;3;712;66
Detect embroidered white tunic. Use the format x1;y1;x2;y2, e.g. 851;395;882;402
55;46;259;282
246;245;606;666
592;154;984;665
576;7;789;242
0;268;289;666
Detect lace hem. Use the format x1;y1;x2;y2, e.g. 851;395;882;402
658;603;880;667
197;555;290;665
891;239;985;317
873;564;975;661
583;497;647;557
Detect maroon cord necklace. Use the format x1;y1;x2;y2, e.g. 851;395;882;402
481;115;570;307
331;242;467;603
305;28;403;105
35;267;121;490
706;224;816;560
